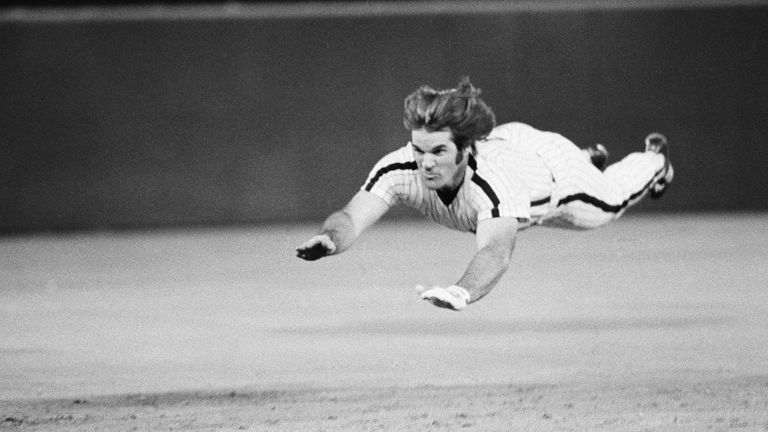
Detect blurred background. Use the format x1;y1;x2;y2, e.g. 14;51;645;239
1;0;767;233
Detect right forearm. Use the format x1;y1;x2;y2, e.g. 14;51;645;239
298;191;387;262
320;210;358;254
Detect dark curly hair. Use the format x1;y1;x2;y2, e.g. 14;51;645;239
403;77;496;154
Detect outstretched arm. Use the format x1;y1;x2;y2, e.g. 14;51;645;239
458;216;519;302
418;217;519;310
296;191;389;261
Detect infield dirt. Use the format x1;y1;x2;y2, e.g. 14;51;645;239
2;214;767;431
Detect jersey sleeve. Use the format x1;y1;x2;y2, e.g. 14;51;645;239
469;163;532;223
360;145;418;206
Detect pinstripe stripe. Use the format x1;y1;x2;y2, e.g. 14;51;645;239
364;161;418;192
482;124;556;216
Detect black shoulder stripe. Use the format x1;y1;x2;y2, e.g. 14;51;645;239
471;174;501;217
468;153;478;171
468;154;500;217
364;161;418;191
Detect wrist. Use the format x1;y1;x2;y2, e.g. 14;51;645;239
447;285;471;304
320;229;338;245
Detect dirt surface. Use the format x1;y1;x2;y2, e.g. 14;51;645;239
2;377;768;431
2;214;768;431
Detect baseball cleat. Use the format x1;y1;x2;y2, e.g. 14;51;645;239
585;143;609;171
644;132;674;199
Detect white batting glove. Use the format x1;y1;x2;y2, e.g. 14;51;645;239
415;285;471;311
296;234;336;261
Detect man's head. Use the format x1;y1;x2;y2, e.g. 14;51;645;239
403;78;496;190
403;77;496;155
410;127;466;190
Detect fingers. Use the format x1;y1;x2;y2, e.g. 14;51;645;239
296;234;336;261
414;284;430;296
417;285;470;311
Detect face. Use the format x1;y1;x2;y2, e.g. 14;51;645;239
411;128;469;191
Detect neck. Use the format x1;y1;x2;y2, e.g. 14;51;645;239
450;163;469;189
438;164;467;193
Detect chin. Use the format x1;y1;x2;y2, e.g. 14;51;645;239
422;178;443;189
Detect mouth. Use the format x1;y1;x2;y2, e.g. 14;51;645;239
422;172;440;181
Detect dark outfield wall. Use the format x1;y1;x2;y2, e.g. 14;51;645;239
1;5;767;232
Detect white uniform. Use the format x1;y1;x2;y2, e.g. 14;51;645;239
362;122;666;231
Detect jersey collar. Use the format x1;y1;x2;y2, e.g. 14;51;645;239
435;154;474;207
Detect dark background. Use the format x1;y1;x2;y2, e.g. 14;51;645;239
1;2;766;233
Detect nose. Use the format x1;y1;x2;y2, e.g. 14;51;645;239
422;154;436;170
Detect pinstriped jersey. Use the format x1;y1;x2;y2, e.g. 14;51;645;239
362;122;558;233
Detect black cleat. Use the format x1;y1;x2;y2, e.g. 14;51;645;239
645;132;674;199
585;143;609;171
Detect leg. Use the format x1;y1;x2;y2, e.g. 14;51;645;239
582;143;609;171
542;137;668;229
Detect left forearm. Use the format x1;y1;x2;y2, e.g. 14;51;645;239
419;217;518;311
457;242;514;304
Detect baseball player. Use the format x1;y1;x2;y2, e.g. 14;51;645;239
297;78;673;311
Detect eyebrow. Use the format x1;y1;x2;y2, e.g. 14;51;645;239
412;143;447;153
